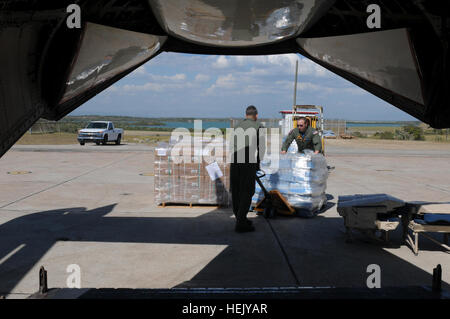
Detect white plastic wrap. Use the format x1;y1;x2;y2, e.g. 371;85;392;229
154;141;230;206
252;151;328;217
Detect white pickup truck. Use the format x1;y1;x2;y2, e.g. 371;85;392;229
77;121;123;145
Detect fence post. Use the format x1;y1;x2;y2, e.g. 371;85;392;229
337;120;340;138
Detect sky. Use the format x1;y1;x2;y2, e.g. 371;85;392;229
70;52;416;121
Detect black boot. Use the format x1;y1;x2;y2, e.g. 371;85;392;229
235;222;255;233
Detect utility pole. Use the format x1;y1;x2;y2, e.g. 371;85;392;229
293;60;298;111
292;60;298;131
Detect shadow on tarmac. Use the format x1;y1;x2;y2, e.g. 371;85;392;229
1;201;449;295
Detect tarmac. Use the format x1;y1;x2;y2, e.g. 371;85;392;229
1;142;450;298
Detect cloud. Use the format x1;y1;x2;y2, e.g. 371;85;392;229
216;74;237;88
206;74;238;94
247;67;270;76
122;82;165;92
298;82;324;91
128;65;187;81
230;55;296;68
85;52;403;120
341;87;367;95
121;81;194;93
206;73;282;96
145;52;331;83
298;59;329;77
195;74;210;82
110;73;193;94
208;54;331;81
241;84;273;95
212;56;230;68
104;85;119;93
133;65;147;75
127;65;148;78
121;56;351;98
150;73;186;81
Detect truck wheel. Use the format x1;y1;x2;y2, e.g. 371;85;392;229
102;135;108;145
95;141;100;145
79;141;85;146
115;134;121;145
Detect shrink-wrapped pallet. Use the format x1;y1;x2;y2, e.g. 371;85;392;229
154;140;230;206
252;150;328;217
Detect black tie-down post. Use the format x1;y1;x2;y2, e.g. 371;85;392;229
39;266;48;294
432;264;442;293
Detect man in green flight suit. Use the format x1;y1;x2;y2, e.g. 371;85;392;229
281;117;322;154
230;105;265;233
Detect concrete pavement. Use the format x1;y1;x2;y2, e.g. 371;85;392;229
1;142;449;298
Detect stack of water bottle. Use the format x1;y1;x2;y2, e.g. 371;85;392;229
252;143;328;217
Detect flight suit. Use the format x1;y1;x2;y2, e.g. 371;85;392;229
230;118;265;227
281;126;322;153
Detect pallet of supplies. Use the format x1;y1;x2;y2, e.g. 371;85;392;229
154;140;230;207
252;150;328;217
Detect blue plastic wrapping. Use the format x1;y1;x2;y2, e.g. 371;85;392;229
252;151;328;217
423;214;450;225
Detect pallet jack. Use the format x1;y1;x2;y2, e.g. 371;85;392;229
253;170;296;218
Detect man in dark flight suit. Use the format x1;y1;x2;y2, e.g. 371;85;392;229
230;105;265;233
281;117;322;154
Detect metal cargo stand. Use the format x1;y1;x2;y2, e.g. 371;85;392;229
337;194;404;243
402;203;450;255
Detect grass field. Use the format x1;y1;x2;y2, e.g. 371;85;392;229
347;126;398;133
424;134;450;143
347;126;450;143
15;131;171;145
16;132;78;145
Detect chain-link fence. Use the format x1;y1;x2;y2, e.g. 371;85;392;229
29;120;58;134
229;118;280;129
323;119;347;137
31;118;349;138
29;120;82;134
174;118;348;138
